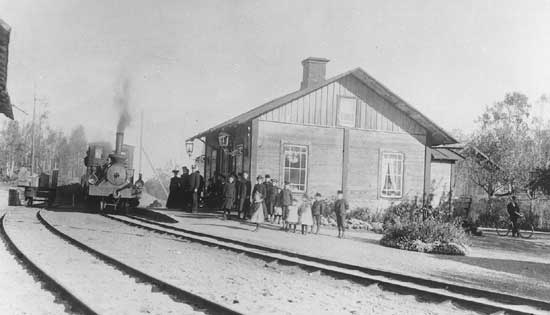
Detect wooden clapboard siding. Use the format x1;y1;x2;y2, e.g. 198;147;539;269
259;75;426;135
254;120;344;197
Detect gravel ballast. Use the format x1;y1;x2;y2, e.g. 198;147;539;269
5;209;207;315
44;211;480;315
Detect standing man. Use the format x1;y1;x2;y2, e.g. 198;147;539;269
507;196;521;237
263;175;274;222
166;169;180;209
333;190;349;239
189;167;201;213
280;181;293;231
222;175;237;220
180;166;191;211
237;172;251;219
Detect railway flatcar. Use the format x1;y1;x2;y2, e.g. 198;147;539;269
82;131;143;212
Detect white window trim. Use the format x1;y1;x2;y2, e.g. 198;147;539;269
379;151;404;199
337;95;357;128
281;143;309;193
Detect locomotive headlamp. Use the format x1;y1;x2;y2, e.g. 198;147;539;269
88;174;98;185
185;140;194;157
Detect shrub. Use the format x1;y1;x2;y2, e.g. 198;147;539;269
380;219;470;255
379;200;471;255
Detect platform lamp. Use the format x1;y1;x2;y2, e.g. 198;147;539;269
185;140;194;165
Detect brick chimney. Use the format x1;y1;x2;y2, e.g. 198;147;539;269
300;57;330;90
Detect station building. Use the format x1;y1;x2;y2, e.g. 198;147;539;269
189;58;461;209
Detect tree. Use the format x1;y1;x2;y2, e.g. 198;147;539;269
467;92;534;196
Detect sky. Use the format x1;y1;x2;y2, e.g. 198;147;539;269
1;0;550;178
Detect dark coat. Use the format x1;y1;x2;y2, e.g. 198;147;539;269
333;199;349;216
263;181;273;201
222;181;236;209
166;176;181;209
180;174;191;192
312;200;327;216
507;202;520;219
280;188;293;206
252;183;267;199
189;172;201;191
238;179;251;199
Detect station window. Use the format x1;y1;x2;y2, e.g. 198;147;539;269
380;152;404;198
282;144;308;192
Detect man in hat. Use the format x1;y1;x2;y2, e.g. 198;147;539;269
166;169;180;209
179;166;191;210
237;172;251;219
189;166;202;213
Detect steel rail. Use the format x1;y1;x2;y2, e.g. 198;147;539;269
0;213;99;315
38;211;244;315
107;213;549;315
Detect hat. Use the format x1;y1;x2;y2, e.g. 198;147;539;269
265;174;271;179
284;181;290;185
315;192;322;197
172;169;179;174
257;175;264;180
337;190;343;194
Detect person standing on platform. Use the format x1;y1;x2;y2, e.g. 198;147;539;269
280;181;293;231
166;169;180;209
250;190;265;232
311;193;326;234
179;166;191;211
237;172;251;219
222;175;236;220
189;167;201;213
298;194;313;235
264;175;274;222
333;190;349;238
252;175;266;219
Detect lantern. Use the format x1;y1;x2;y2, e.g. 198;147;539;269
185;140;194;157
218;131;230;148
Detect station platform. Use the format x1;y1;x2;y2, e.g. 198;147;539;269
142;208;550;302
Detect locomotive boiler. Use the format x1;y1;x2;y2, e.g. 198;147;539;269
82;131;143;212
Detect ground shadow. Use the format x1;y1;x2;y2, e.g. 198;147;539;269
432;253;550;282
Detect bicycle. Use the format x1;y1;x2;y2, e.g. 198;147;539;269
495;215;534;239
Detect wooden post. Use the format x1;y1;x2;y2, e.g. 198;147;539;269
423;145;432;206
250;119;259;184
342;128;350;198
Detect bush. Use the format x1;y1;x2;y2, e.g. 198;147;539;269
379;200;471;255
380;219;470;255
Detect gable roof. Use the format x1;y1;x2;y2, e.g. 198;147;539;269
189;67;457;145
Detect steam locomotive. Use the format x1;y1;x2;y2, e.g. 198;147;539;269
82;131;143;212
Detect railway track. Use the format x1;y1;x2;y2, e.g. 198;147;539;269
105;212;550;315
0;212;96;315
4;209;243;315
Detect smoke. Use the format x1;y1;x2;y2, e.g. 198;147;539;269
115;77;132;132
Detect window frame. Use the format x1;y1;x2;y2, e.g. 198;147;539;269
379;151;405;199
281;143;309;193
337;95;357;128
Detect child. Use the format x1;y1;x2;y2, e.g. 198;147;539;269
311;192;326;234
333;190;349;238
286;198;299;233
298;194;313;235
280;181;293;230
272;180;283;224
250;190;265;232
221;175;236;220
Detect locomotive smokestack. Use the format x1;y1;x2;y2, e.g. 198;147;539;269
115;132;124;154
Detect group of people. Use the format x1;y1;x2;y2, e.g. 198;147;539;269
166;166;204;212
219;172;350;238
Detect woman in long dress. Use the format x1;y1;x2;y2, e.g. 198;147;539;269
250;191;265;232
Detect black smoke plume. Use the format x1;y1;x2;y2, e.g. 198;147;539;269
115;77;132;132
